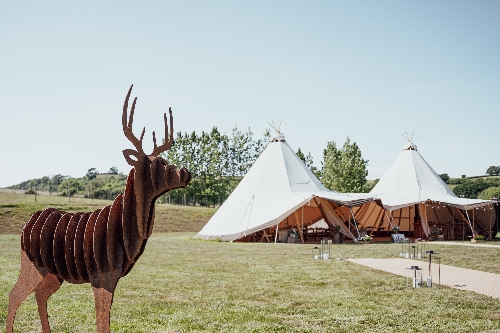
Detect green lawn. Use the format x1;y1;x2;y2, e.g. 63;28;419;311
0;192;216;234
1;233;500;332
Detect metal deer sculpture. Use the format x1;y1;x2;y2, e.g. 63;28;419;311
6;85;192;333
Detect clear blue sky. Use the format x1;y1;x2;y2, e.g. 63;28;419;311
1;1;499;187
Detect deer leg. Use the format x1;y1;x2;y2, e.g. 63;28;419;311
6;251;44;333
34;273;63;333
92;286;115;333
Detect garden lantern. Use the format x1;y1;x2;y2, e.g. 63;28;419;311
320;238;331;259
426;250;439;287
406;265;421;288
312;247;320;259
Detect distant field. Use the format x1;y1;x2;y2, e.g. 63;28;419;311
1;234;500;332
0;192;216;234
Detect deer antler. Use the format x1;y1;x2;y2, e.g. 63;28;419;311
122;84;145;154
150;107;174;156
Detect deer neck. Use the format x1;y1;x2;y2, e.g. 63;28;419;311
122;163;156;262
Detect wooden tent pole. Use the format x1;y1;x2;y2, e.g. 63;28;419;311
294;211;304;243
363;204;379;231
302;206;304;232
445;206;455;240
490;204;493;234
354;203;370;225
371;208;384;236
456;208;474;237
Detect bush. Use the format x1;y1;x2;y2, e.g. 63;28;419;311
448;178;466;185
486;166;500;176
453;179;489;199
453;178;500;199
477;186;500;200
91;188;124;200
439;173;450;183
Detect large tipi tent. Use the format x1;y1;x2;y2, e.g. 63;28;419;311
354;138;496;239
194;131;374;242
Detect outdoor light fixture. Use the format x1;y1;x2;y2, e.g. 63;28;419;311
312;246;320;259
407;265;421;288
426;250;439;287
320;238;332;260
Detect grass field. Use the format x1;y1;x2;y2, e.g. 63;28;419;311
0;192;216;234
1;233;500;332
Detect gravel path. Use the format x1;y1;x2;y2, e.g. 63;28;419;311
347;258;500;298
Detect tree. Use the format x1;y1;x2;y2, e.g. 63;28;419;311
439;173;450;184
108;166;119;174
296;148;321;178
452;179;489;199
486;166;500;176
58;178;84;196
162;126;270;207
462;174;466;178
477;186;500;200
86;168;99;180
51;174;64;186
364;179;380;192
321;137;368;193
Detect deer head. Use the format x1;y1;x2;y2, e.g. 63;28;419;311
122;85;191;240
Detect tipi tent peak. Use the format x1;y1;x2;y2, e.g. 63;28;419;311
194;129;374;242
354;137;496;239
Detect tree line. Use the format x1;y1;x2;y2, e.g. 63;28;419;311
439;167;500;200
161;127;271;206
9;167;126;200
162;129;372;206
10;127;375;205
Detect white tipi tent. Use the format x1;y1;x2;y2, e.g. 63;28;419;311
194;131;374;242
354;137;495;239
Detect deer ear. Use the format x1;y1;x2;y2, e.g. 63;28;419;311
123;149;142;166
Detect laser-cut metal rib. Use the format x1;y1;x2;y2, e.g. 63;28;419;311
6;85;192;333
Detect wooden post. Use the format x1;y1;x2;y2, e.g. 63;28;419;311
455;208;473;237
68;180;70;202
294;211;304;243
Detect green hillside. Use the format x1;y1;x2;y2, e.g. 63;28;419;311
0;192;215;234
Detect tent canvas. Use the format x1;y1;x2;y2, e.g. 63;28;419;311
194;132;374;242
354;141;495;238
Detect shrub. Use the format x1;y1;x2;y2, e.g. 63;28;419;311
448;178;466;185
439;173;450;184
477;186;500;200
453;179;489;199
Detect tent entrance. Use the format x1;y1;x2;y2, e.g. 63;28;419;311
353;201;497;240
235;199;360;243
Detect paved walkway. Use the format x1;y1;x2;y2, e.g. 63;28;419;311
431;241;500;248
347;258;500;298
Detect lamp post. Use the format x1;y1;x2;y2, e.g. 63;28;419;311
426;250;438;287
